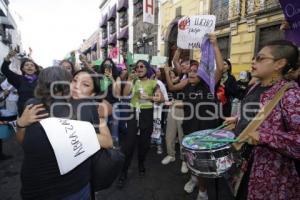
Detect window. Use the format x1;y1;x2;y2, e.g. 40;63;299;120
134;0;143;17
246;0;281;16
101;48;107;59
256;24;284;53
119;11;128;28
175;6;181;18
102;27;107;39
109;21;116;34
211;0;229;26
119;40;128;53
217;35;230;59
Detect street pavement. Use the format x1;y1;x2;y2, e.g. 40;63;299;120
0;138;234;200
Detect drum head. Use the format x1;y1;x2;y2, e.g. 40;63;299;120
182;129;235;150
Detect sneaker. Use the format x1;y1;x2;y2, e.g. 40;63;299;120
184;177;198;194
156;145;163;154
196;190;208;200
161;155;175;165
181;161;188;174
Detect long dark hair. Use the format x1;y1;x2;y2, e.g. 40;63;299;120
223;58;232;74
59;60;76;75
264;40;299;75
135;60;154;79
34;67;72;107
73;67;101;95
98;58;119;80
20;58;40;75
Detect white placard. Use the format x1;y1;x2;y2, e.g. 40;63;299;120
177;15;216;49
150;56;168;66
143;0;155;24
133;54;150;63
40;117;100;175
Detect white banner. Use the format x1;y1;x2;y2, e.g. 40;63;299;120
150;56;168;66
143;0;155;24
40;118;100;175
177;15;216;49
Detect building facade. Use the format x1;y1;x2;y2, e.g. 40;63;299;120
0;0;22;61
97;0;129;62
159;0;284;76
79;29;101;63
213;0;284;76
132;0;159;56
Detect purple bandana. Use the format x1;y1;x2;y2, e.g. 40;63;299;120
24;74;38;83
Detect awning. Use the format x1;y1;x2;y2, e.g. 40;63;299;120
117;27;128;40
91;43;97;51
101;39;108;48
0;1;7;16
83;47;92;55
108;34;117;45
117;0;128;12
99;14;107;27
0;16;14;29
107;5;116;21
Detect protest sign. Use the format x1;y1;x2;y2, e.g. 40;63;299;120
279;0;300;46
133;54;150;63
40;118;100;175
177;15;216;49
150;56;168;66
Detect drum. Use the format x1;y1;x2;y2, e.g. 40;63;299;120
182;129;235;178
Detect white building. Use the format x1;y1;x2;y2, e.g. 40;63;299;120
0;0;22;62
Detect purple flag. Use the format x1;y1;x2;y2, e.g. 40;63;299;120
279;0;300;47
197;38;215;94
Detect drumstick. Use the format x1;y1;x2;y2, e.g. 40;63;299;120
196;138;238;143
194;123;230;140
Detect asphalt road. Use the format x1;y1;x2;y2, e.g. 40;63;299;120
0;138;234;200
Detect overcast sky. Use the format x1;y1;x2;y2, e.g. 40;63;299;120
9;0;101;67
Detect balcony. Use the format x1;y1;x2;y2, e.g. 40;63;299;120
102;28;107;39
109;21;116;34
0;0;8;16
2;32;12;45
246;0;281;16
211;0;230;26
134;0;143;17
119;11;128;28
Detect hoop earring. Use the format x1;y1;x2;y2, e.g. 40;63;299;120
271;73;280;85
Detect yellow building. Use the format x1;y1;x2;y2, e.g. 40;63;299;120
159;0;284;77
215;0;284;76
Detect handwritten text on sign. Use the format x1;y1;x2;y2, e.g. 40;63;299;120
40;118;100;175
177;15;216;49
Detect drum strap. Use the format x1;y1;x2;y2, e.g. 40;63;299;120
233;83;292;150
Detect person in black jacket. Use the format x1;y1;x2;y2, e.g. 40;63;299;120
16;67;112;200
1;50;40;115
216;59;239;118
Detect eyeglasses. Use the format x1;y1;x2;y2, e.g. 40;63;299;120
103;64;112;68
252;55;278;63
135;65;145;69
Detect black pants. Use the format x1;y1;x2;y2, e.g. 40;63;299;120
120;108;153;173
